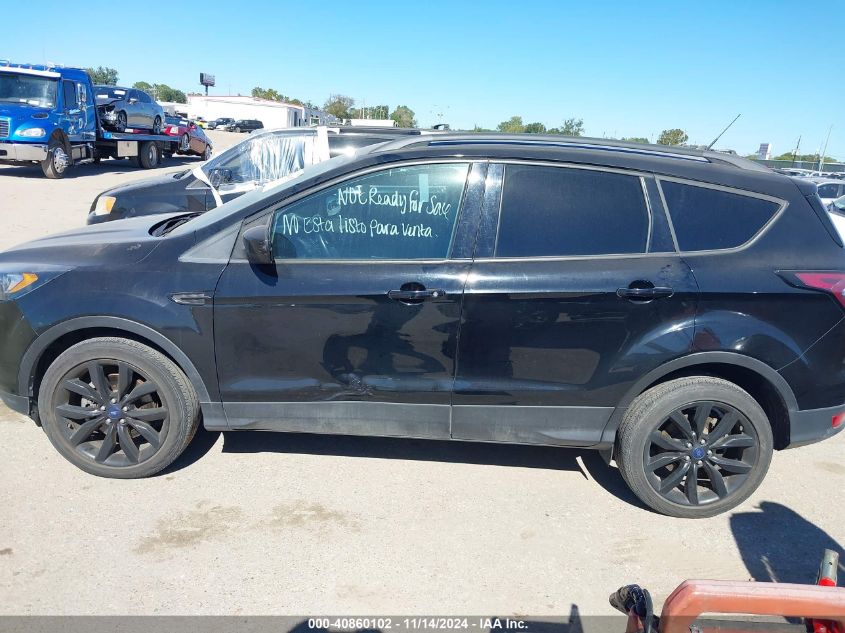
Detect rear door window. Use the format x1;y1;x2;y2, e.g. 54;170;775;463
495;164;650;257
818;183;842;199
659;180;781;251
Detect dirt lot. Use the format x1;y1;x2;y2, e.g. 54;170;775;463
1;131;844;621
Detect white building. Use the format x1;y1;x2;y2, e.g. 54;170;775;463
186;95;338;128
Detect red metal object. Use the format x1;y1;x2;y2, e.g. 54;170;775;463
657;579;845;633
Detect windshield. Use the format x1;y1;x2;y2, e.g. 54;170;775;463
0;72;58;108
172;152;358;237
94;87;127;103
201;130;321;185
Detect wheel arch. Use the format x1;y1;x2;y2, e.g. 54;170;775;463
601;352;796;451
49;128;71;154
19;317;212;409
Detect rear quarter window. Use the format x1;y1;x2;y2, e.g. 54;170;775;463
659;180;782;252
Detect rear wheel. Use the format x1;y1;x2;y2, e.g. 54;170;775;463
180;133;190;152
202;144;212;161
38;337;200;478
138;141;159;169
153;116;162;135
40;137;70;179
616;376;773;518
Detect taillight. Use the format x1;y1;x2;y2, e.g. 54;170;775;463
832;412;845;429
790;271;845;310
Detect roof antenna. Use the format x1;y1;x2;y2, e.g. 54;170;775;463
707;113;741;150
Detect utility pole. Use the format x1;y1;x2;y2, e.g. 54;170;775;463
791;135;801;167
819;125;833;172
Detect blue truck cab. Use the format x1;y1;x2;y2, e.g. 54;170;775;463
0;61;174;178
0;62;97;177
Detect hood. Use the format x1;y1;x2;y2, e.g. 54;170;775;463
0;213;185;268
0;103;53;119
97;170;194;198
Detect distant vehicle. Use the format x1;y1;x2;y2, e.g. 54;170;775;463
94;86;164;134
226;119;263;133
0;62;175;178
194;116;208;129
162;115;212;160
809;179;845;206
207;117;233;130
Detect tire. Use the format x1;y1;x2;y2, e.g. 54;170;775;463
180;133;190;152
115;111;127;133
138;141;159;169
616;376;773;518
234;126;241;133
38;337;200;478
40;137;70;179
153;116;162;135
202;144;212;161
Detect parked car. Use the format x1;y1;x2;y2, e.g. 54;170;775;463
94;86;164;134
5;134;845;517
809;179;845;206
226;119;263;133
162;115;212;160
207;117;233;130
87;126;433;224
194;116;208;129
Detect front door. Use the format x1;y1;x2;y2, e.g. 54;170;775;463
453;162;698;446
213;161;482;438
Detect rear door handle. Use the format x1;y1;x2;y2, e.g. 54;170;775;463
388;289;445;301
616;286;674;300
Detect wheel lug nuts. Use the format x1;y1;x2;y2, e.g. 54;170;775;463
119;419;125;424
707;449;712;455
684;456;690;461
685;443;692;448
699;439;706;444
110;399;116;404
100;406;106;411
123;407;128;412
696;460;702;466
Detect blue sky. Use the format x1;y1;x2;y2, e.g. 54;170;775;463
5;0;844;158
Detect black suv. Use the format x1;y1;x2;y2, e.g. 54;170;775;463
1;135;843;518
227;119;263;132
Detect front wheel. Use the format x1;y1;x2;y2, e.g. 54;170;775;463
41;138;70;178
38;337;200;478
234;126;241;133
115;111;127;133
616;376;773;518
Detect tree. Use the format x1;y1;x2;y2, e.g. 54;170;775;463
358;105;389;120
622;136;650;144
132;82;187;103
324;94;355;120
390;105;417;128
773;152;838;163
86;66;119;85
497;116;525;133
471;125;492;132
524;122;547;134
133;81;153;91
657;128;689;146
559;117;584;137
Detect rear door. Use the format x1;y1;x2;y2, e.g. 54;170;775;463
452;162;698;446
213;161;485;437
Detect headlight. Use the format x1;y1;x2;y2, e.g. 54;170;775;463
0;273;38;301
18;128;45;138
93;195;117;215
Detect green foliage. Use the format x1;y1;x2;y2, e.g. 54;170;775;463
657;128;688;146
523;122;547;134
132;82;187;103
324;94;356;119
390;105;417;128
471;125;493;132
497;116;525;133
251;86;303;105
86;66;119;85
622;136;650;144
356;105;390;120
558;117;584;137
773;152;838;163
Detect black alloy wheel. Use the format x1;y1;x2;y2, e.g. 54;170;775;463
644;401;759;507
116;111;127;133
52;359;169;467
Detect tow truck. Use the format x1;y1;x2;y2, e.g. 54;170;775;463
0;61;178;178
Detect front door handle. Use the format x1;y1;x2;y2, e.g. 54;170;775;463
616;286;674;301
388;288;445;301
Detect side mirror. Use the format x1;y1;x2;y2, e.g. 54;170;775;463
243;225;273;265
208;168;232;188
